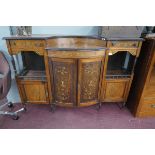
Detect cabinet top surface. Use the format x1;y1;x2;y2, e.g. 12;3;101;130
3;35;104;40
3;35;144;41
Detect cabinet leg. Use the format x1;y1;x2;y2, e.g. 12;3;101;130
51;104;56;113
122;102;126;108
23;104;27;112
117;102;126;109
96;102;102;111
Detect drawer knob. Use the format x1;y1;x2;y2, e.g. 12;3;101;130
132;43;137;47
112;42;117;46
151;104;155;108
35;43;44;47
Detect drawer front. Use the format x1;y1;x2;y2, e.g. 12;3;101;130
48;50;105;58
139;98;155;117
108;41;139;48
9;40;46;55
10;40;26;49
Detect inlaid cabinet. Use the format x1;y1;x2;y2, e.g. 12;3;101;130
48;54;105;108
4;35;143;112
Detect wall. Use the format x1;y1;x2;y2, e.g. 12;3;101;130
0;26;10;57
0;26;15;78
32;26;99;35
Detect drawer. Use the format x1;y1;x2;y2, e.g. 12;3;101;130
47;50;105;58
107;41;139;48
9;40;46;55
143;85;155;98
10;40;26;49
139;98;155;117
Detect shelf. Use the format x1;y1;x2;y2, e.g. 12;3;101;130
18;70;46;81
106;69;131;79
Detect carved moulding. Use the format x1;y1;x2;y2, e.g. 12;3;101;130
108;49;137;56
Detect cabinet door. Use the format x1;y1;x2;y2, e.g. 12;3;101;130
101;79;130;102
18;80;49;104
78;57;103;106
49;58;77;107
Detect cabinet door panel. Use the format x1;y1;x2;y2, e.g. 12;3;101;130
102;79;130;102
78;58;103;106
18;80;49;104
50;58;77;107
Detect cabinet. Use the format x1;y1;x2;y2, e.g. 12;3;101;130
15;52;50;104
127;38;155;117
48;55;104;107
100;40;142;104
4;36;143;110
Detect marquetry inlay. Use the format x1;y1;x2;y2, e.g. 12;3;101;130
81;61;101;102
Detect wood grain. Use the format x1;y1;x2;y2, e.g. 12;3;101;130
4;36;143;109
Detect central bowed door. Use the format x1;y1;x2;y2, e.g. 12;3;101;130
49;57;104;107
77;57;104;107
49;58;77;107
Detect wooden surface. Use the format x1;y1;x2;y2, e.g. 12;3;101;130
101;79;131;102
7;40;46;55
17;79;49;104
49;58;77;107
127;38;155;117
78;57;104;107
4;36;143;109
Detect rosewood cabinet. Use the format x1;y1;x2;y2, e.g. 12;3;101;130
48;57;104;107
100;40;142;105
4;35;143;111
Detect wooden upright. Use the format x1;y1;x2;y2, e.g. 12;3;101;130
127;37;155;117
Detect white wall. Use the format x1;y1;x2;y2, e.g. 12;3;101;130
0;26;10;57
32;26;99;35
0;26;15;78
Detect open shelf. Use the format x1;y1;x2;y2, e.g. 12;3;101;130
18;70;46;80
106;51;135;79
15;51;46;81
